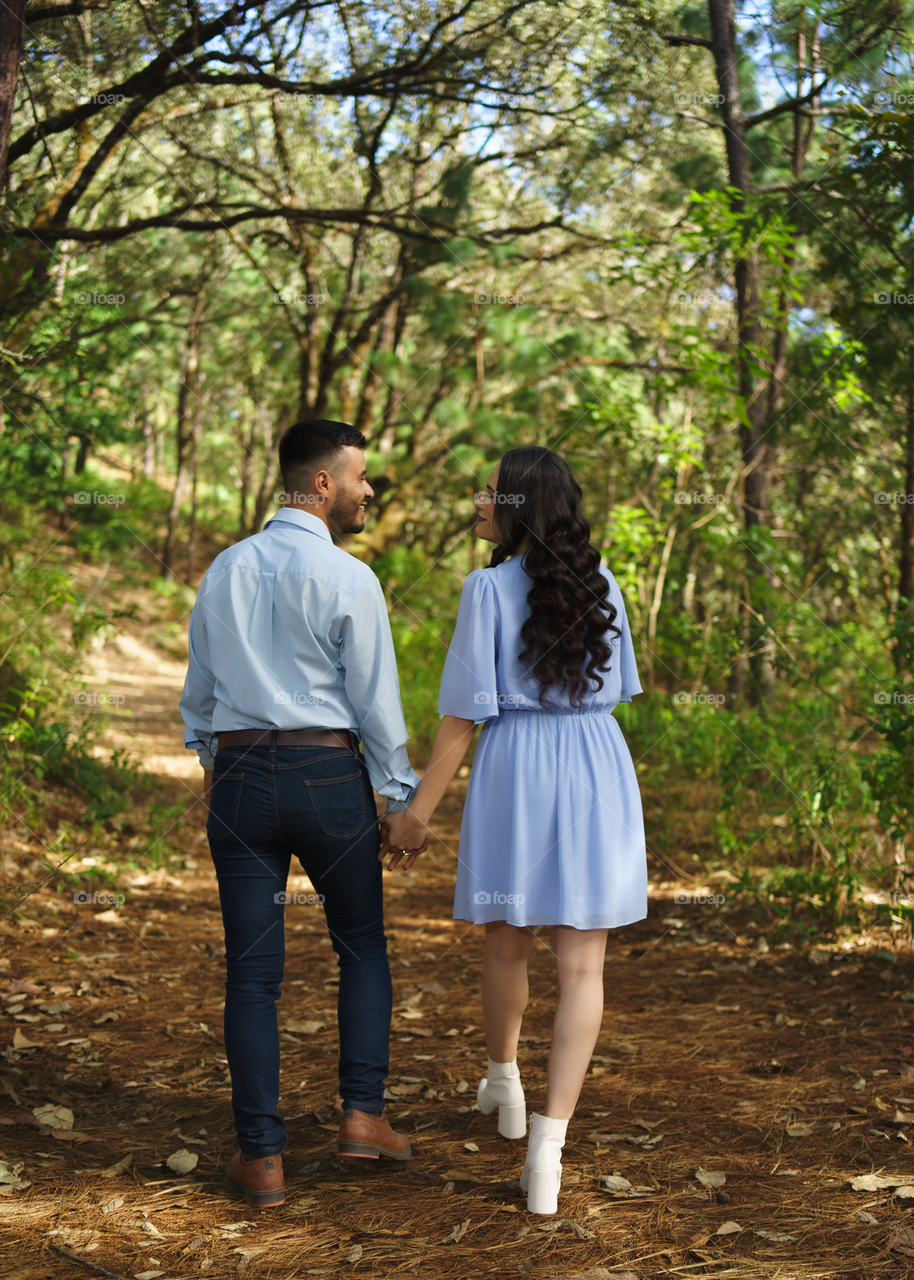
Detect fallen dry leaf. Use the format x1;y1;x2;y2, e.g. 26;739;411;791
32;1105;73;1129
165;1148;198;1175
99;1153;132;1179
891;1225;914;1258
441;1219;470;1244
785;1121;815;1137
442;1168;483;1184
600;1175;633;1193
695;1167;726;1189
282;1019;325;1034
559;1272;638;1280
716;1221;742;1235
848;1173;911;1191
12;1029;40;1049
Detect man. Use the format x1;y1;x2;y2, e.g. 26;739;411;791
180;418;425;1209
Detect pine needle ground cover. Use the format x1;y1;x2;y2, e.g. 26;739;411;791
1;774;913;1280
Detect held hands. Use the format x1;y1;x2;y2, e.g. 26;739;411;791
378;807;429;871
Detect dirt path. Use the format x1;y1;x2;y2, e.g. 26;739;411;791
1;630;914;1279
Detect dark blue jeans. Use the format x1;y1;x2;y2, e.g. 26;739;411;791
207;741;391;1156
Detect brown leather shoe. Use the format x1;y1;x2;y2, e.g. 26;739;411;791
224;1150;285;1207
338;1108;411;1160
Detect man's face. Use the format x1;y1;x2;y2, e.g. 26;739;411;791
327;446;374;536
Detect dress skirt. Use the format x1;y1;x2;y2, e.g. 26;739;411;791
453;708;648;930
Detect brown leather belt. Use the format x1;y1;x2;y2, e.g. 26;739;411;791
217;729;357;751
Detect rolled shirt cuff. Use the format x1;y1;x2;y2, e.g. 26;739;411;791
384;785;417;814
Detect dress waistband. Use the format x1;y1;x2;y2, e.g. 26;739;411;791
486;705;614;719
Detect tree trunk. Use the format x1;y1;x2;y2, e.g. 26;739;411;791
898;381;914;672
186;447;198;586
354;275;403;439
142;411;155;478
0;0;26;189
163;297;204;578
239;412;257;538
251;411;280;533
707;0;775;701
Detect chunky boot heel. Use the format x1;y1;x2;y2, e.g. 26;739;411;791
520;1114;568;1216
526;1167;560;1215
476;1058;526;1139
495;1099;527;1141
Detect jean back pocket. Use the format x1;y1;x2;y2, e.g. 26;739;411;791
304;771;365;839
208;772;244;842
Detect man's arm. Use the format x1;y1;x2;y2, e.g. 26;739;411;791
179;597;219;784
339;576;420;805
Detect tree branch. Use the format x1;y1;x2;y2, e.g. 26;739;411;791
744;77;828;129
662;33;713;50
13;203;566;246
26;0;110;20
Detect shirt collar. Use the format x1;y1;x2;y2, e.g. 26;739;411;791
264;506;333;543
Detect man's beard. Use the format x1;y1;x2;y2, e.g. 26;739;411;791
328;491;366;534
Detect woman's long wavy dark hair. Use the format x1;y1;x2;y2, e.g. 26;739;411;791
490;446;620;708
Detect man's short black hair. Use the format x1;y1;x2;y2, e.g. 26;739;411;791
278;419;367;487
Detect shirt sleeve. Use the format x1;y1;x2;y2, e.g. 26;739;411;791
179;593;218;768
612;584;642;703
339;575;420;804
438;570;500;723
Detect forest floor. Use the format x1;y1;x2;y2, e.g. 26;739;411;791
1;622;914;1280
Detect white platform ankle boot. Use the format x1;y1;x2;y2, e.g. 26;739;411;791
519;1113;568;1215
476;1057;526;1140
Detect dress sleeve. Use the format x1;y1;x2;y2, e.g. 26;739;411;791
438;570;500;722
613;586;643;703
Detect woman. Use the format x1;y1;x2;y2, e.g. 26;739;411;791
381;446;647;1215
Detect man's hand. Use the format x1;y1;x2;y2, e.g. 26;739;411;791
378;808;428;871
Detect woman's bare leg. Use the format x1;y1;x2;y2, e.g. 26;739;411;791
482;921;535;1061
543;926;608;1119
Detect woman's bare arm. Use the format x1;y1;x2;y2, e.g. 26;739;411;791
379;715;477;869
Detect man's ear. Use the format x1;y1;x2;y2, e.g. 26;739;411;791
313;467;334;495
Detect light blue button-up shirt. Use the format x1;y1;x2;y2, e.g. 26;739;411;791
179;507;419;809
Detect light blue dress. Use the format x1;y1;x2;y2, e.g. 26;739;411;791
439;557;647;930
